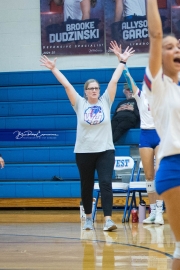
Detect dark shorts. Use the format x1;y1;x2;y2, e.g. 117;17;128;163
139;129;160;149
155;154;180;195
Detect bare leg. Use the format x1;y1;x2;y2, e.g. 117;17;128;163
161;187;180;269
140;146;164;224
139;147;158;203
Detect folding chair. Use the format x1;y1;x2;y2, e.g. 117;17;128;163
92;156;137;223
125;160;147;222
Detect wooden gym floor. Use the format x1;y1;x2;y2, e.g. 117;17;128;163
0;209;174;269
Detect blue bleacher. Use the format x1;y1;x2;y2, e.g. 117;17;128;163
0;67;144;198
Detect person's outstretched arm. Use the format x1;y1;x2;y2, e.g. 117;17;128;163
147;0;163;78
123;67;138;95
109;41;138;95
40;56;77;106
108;41;135;101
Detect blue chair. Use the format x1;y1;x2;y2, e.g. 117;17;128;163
125;160;147;222
92;156;137;223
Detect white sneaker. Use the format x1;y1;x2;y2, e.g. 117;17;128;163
103;219;117;231
83;218;94;230
154;211;164;225
143;210;156;224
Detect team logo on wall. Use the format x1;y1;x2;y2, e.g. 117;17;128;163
105;0;172;53
40;0;105;55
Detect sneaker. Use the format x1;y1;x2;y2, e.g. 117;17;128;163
154;210;164;225
83;218;93;230
103;219;117;231
154;200;164;225
143;210;156;224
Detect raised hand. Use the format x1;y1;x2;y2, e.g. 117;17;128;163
120;46;135;62
109;40;122;61
0;157;5;169
40;55;57;70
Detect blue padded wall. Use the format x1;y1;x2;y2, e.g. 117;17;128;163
0;68;144;198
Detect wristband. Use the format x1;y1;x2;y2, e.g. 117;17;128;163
120;60;126;65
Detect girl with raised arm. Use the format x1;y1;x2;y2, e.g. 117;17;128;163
40;45;134;231
143;1;180;268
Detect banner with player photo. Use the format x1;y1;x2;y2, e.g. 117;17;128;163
105;0;172;53
40;0;105;55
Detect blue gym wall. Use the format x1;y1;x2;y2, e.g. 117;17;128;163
0;1;147;200
0;68;144;198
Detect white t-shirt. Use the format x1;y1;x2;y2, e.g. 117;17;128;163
134;88;155;129
73;90;115;153
143;67;180;162
123;0;146;17
64;0;83;21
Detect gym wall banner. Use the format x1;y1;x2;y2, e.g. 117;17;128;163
40;0;105;55
105;0;173;53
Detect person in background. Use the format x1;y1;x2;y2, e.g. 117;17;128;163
52;0;91;21
110;40;164;225
144;0;180;268
40;44;134;231
111;82;140;143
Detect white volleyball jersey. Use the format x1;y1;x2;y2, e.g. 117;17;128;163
143;67;180;162
64;0;83;21
133;88;155;129
123;0;146;17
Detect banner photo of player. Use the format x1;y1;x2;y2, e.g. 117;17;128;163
105;0;171;53
40;0;104;55
171;0;180;39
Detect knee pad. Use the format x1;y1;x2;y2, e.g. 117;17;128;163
174;242;180;259
146;180;155;193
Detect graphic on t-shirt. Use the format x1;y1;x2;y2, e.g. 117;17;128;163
84;105;104;125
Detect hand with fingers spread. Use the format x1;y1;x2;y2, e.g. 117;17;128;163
120;46;135;62
40;55;57;71
109;41;122;61
109;41;135;63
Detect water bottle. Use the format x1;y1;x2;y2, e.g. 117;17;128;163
131;208;138;223
138;200;146;223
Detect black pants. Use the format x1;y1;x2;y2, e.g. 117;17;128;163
76;150;115;216
111;115;137;143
